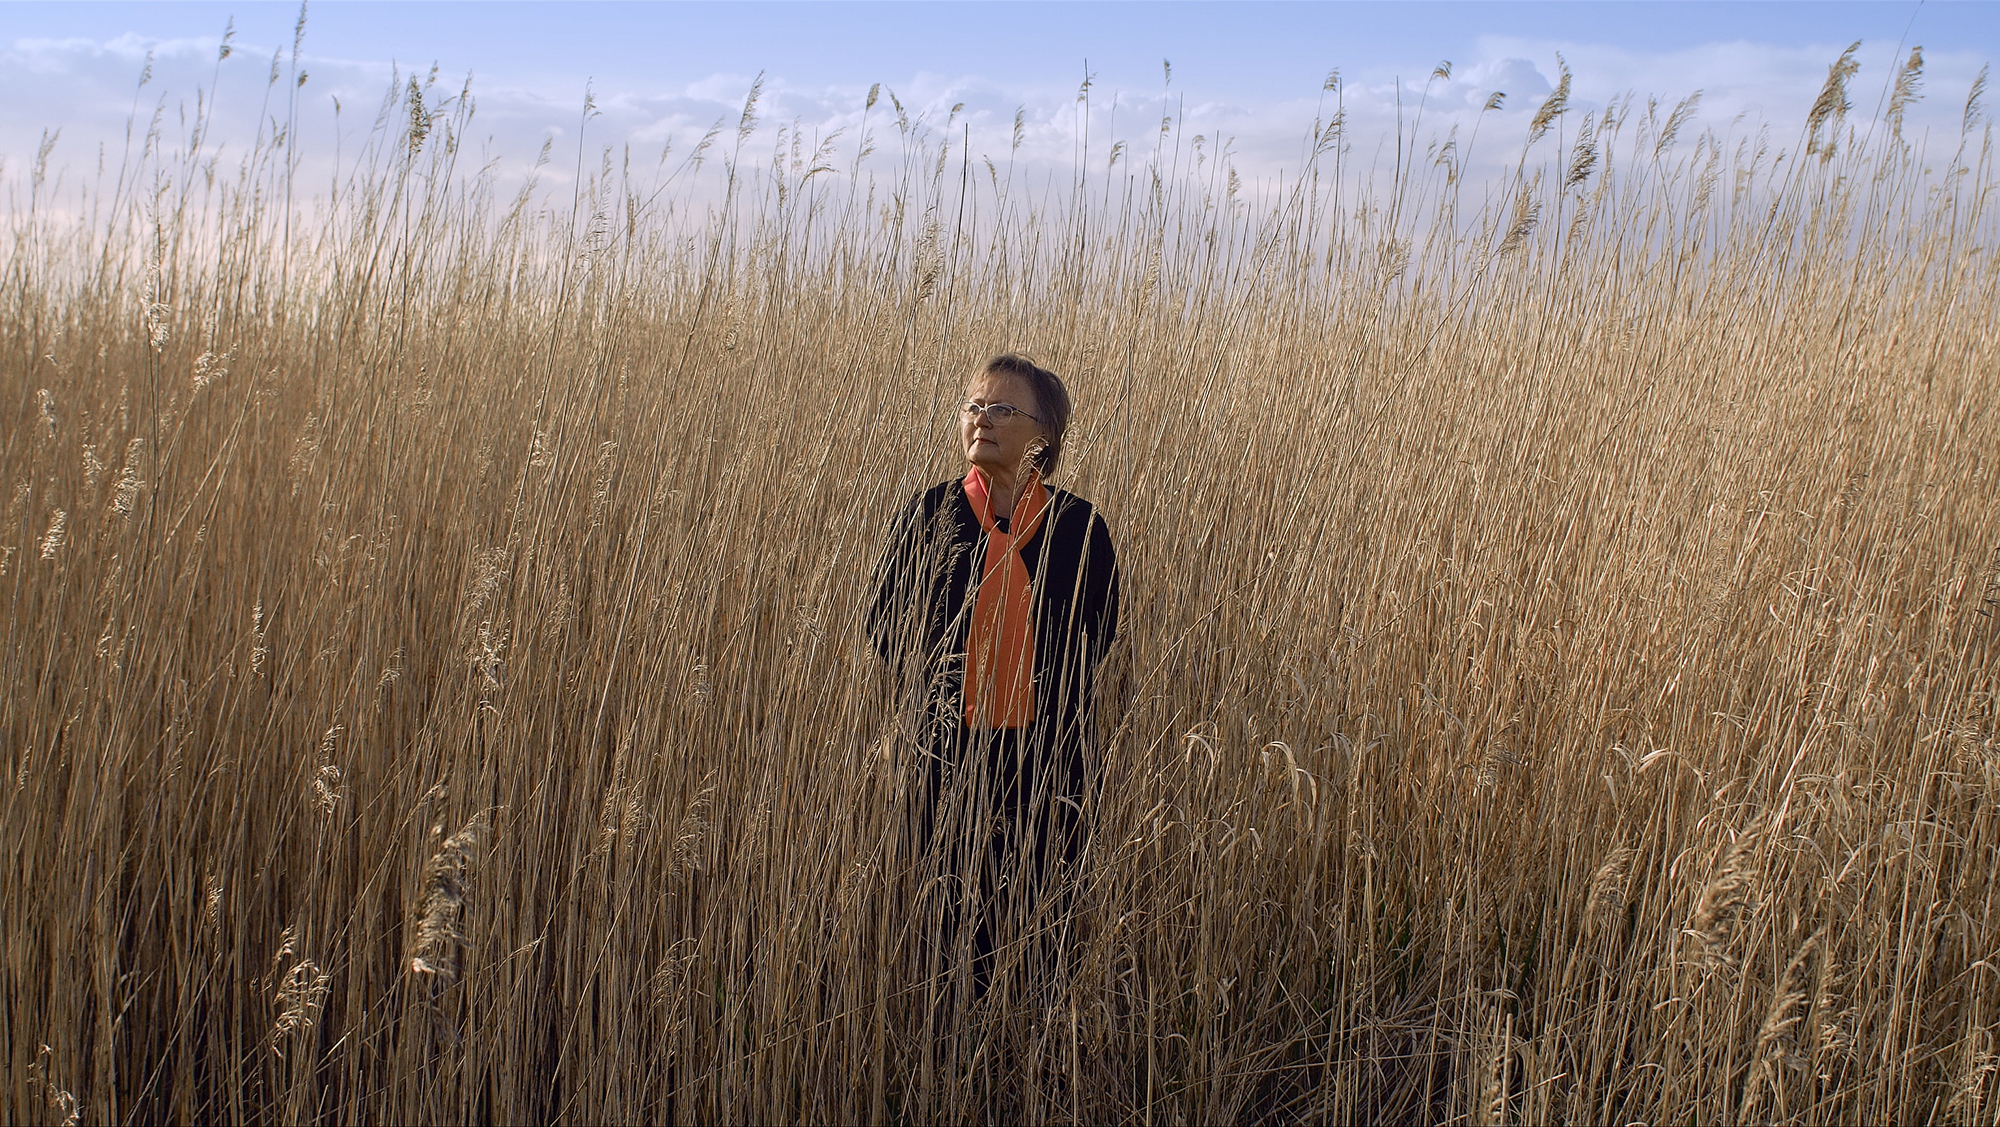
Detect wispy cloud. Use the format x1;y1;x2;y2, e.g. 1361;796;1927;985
4;24;1990;210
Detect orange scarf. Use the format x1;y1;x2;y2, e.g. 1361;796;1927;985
963;468;1049;729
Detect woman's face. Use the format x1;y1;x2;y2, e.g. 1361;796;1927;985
960;370;1047;480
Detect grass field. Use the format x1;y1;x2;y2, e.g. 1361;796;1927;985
5;50;2000;1124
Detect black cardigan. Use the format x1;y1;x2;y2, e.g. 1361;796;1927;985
868;478;1121;764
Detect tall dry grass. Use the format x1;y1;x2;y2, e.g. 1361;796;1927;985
4;47;1999;1125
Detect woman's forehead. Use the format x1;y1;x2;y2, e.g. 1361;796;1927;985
965;370;1033;402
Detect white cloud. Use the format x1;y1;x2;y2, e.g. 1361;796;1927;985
683;72;762;104
1465;57;1554;100
5;26;1990;219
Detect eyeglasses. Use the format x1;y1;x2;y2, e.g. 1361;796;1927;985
959;399;1040;423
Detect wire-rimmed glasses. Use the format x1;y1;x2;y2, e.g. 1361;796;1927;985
959;399;1040;423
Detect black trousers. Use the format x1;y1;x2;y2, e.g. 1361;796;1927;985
913;724;1089;999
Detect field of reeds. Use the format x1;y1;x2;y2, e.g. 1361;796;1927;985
5;44;1999;1125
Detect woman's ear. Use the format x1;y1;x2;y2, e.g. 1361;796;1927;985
1023;436;1050;474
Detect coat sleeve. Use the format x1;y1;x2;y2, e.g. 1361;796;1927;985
867;490;927;667
1084;511;1120;658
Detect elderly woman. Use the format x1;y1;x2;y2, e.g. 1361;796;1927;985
868;354;1120;998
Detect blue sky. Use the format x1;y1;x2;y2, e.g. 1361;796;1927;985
5;2;1996;200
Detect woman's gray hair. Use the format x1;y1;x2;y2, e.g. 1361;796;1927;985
983;354;1073;477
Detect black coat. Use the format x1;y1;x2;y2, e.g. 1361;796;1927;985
868;478;1121;783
